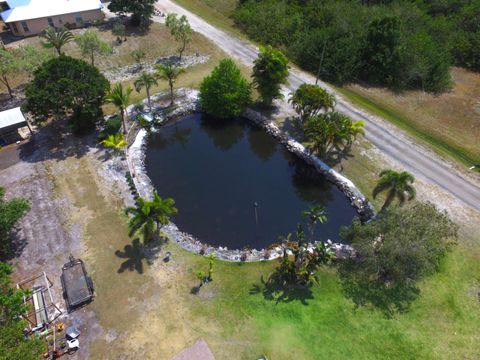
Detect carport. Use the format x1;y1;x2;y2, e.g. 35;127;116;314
0;107;32;145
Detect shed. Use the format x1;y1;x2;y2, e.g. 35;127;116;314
0;107;32;145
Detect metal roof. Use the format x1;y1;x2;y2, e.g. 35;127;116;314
0;107;26;130
1;0;102;23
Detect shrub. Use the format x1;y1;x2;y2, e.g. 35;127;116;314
199;59;251;119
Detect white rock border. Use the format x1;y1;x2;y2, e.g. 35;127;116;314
126;89;372;261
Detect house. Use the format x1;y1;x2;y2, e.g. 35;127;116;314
0;0;104;36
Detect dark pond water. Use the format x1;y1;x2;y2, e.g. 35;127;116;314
145;113;357;249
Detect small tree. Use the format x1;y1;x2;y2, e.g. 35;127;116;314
207;254;216;281
155;63;185;104
112;21;127;42
373;170;416;211
199;59;251;119
104;83;133;135
41;27;74;55
165;13;192;61
134;72;157;113
252;45;289;106
108;0;156;26
100;133;128;156
75;29;111;66
23;55;109;132
0;187;30;259
289;84;335;122
0;46;46;99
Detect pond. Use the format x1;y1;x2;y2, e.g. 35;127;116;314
145;113;357;250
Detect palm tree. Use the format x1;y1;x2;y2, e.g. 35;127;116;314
100;133;127;156
373;169;416;211
104;83;133;134
302;205;327;242
125;191;178;243
41;27;74;55
155;63;185;104
134;72;158;114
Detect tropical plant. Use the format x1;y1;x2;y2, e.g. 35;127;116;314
165;13;192;61
303;112;365;157
23;55;109;132
41;27;74;55
155;63;185;104
130;49;146;67
100;133;128;156
302;205;327;242
108;0;156;26
75;29;111;66
196;270;206;287
252;45;289;106
207;254;216;281
373;170;416;211
125;191;178;244
199;59;251;119
134;72;157;113
274;226;334;286
112;21;127;42
104;83;133;135
0;187;30;259
289;84;335;122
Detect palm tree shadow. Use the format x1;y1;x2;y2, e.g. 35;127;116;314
115;238;146;274
249;273;314;305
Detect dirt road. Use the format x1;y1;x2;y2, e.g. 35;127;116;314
157;0;480;212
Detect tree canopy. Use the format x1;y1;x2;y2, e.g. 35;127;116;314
289;84;335;122
199;59;251;119
108;0;155;26
339;202;458;315
234;0;466;92
23;55;109;132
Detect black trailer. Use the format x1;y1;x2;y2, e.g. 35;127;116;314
61;256;94;311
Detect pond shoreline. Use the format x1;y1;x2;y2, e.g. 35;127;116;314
126;89;374;261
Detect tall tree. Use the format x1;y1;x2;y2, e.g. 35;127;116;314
289;83;335;122
252;45;289;106
155;63;185;104
165;14;192;61
41;27;74;55
199;59;251;119
0;187;29;259
125;191;178;243
104;83;133;135
373;170;416;211
75;29;111;66
108;0;156;27
23;56;109;132
134;72;157;113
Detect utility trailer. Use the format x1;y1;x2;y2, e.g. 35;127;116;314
61;256;94;311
